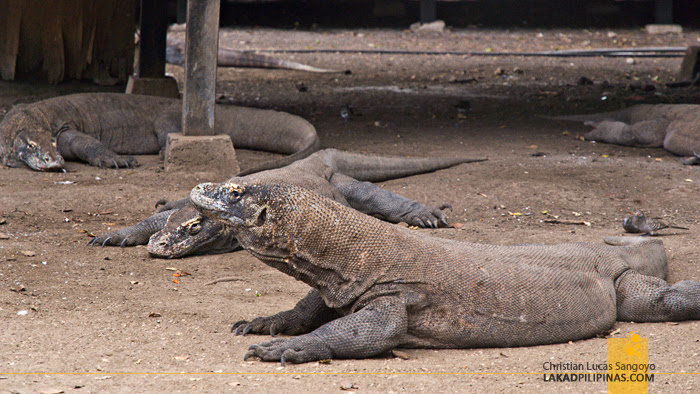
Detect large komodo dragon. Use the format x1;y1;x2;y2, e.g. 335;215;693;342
90;149;486;258
167;37;342;73
0;92;318;172
190;182;699;364
549;104;700;164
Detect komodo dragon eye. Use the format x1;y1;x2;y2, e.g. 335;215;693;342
226;184;244;199
188;222;201;235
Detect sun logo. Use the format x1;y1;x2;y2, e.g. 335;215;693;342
624;332;643;358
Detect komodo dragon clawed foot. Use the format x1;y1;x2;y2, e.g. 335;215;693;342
88;229;147;247
232;290;340;336
89;151;138;169
244;337;334;364
398;202;452;228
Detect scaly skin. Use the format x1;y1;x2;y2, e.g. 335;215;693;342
90;149;485;258
548;104;700;157
0;93;318;172
190;182;699;364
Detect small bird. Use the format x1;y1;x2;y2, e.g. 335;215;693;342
340;104;353;122
622;212;689;235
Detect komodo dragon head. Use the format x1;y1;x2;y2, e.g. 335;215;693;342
190;182;287;254
0;106;65;171
147;203;241;258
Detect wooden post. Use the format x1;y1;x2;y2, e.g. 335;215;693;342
654;0;673;24
137;0;168;78
419;0;436;24
182;0;220;136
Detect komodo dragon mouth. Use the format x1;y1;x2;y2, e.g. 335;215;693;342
14;132;64;171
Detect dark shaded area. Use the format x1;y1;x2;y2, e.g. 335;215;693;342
216;0;700;29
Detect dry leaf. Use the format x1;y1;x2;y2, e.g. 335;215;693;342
477;192;488;198
174;356;189;361
0;218;6;224
173;279;180;284
148;313;161;318
165;267;178;271
685;179;693;183
21;250;36;257
453;222;465;229
525;145;538;149
340;382;359;391
508;212;522;216
0;233;10;239
391;349;410;360
227;382;241;387
102;222;116;226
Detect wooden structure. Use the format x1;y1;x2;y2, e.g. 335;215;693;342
0;0;137;84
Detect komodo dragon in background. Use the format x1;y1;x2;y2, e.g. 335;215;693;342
0;93;318;172
166;37;343;73
548;104;700;163
190;182;699;364
89;149;486;258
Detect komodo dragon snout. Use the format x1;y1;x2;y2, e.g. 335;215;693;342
147;203;240;258
190;183;269;229
13;130;64;171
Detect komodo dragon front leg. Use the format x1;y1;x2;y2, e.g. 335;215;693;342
57;129;138;168
330;173;450;228
232;289;340;337
243;296;408;364
88;210;171;247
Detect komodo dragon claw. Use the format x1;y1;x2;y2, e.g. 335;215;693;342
101;237;112;247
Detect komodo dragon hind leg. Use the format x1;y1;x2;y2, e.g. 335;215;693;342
232;289;340;337
57;129;138;168
244;296;407;364
330;172;451;228
603;236;667;280
615;270;700;322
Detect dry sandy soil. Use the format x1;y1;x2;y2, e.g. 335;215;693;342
1;27;699;393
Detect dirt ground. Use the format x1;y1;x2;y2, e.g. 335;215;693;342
1;27;699;393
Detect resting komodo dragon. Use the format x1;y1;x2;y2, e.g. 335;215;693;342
549;104;700;163
0;92;318;172
190;182;699;364
89;149;486;258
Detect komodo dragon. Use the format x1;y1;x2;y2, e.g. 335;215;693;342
89;149;486;258
0;93;318;172
166;38;342;73
548;104;700;162
190;182;699;364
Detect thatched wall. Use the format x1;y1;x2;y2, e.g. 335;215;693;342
0;0;137;84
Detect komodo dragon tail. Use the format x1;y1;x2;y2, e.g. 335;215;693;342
604;236;668;280
313;148;487;182
236;136;321;176
538;108;634;124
